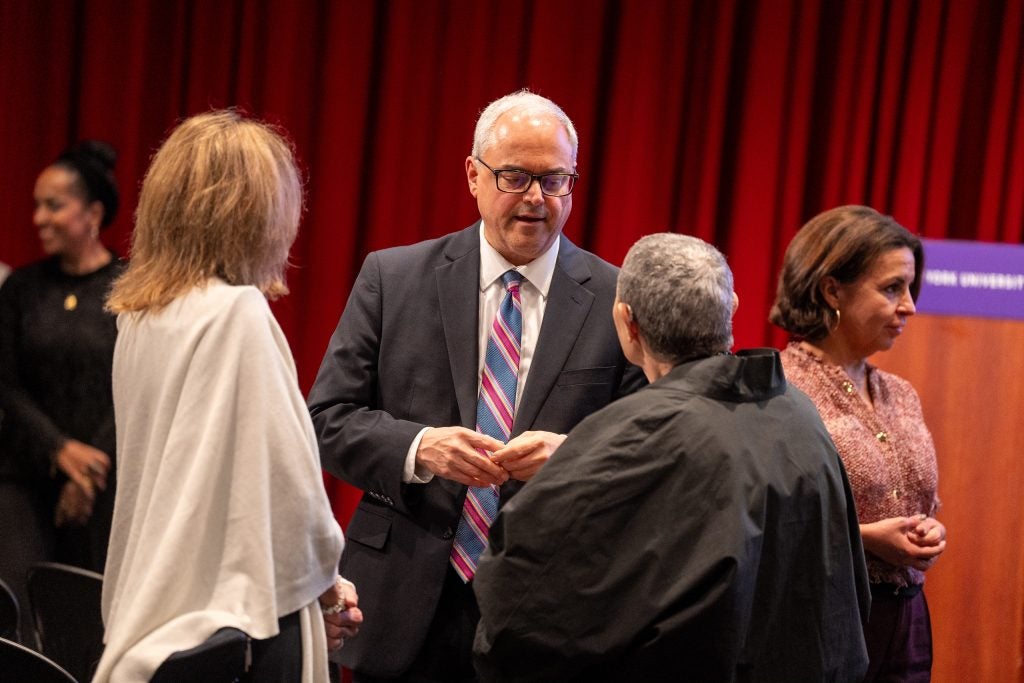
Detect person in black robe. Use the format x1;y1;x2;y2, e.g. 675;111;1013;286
473;233;871;682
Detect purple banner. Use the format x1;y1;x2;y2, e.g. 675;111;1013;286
917;239;1024;321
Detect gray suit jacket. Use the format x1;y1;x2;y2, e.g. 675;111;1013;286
308;223;645;676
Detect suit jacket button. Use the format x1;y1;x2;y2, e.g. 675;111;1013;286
442;528;454;540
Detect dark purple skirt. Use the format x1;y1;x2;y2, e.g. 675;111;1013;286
864;584;932;682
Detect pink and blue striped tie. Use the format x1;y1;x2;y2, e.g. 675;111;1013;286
450;270;523;582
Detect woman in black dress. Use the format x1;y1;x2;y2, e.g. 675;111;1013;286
0;141;121;641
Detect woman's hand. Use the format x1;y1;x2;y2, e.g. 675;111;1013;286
861;515;946;571
55;439;110;493
319;576;363;652
54;480;94;527
908;515;946;548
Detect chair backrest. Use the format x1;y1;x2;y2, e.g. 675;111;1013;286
150;627;250;683
0;577;19;642
0;636;79;683
27;562;104;683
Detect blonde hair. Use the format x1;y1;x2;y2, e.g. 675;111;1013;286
107;110;302;312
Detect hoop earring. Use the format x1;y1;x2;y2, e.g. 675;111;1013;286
829;308;841;333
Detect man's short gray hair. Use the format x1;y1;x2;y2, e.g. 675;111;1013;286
617;233;734;363
472;90;578;161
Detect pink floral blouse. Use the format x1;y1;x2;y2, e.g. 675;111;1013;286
781;343;940;587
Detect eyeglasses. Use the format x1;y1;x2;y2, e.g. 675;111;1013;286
475;157;578;197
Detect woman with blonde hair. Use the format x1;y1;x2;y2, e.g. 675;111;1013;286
770;205;945;681
95;110;360;682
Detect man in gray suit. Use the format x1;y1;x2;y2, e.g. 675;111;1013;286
308;90;645;681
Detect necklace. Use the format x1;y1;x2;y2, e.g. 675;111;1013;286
798;341;872;405
64;293;78;311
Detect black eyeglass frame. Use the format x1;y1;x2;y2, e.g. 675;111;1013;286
475;157;579;197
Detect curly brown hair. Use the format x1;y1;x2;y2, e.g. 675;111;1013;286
769;205;923;341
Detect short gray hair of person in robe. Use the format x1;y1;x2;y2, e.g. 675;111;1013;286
617;233;734;363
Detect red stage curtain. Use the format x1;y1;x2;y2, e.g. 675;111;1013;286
2;0;1022;527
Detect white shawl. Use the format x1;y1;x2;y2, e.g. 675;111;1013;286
93;281;344;682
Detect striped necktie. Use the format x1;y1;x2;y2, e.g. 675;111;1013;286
450;269;523;582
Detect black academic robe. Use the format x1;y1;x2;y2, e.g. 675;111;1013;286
473;349;870;683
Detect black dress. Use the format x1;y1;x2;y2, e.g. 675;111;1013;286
0;254;122;637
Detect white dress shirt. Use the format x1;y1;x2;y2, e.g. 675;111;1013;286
402;224;560;483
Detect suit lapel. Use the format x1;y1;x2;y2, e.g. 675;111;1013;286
513;236;594;434
436;225;482;430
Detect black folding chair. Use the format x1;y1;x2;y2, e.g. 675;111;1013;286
150;627;250;683
0;577;19;642
0;636;79;683
27;562;104;683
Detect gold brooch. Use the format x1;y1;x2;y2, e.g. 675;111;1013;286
64;294;78;311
